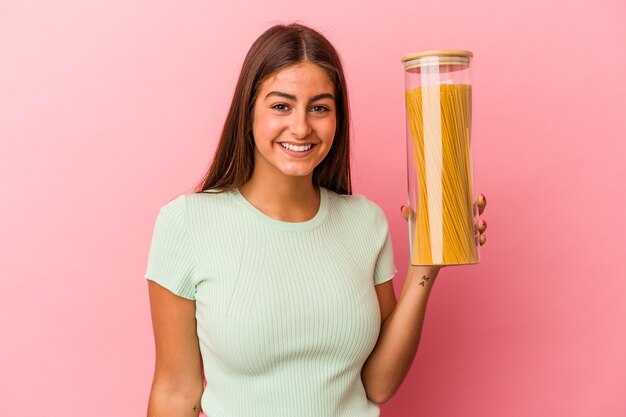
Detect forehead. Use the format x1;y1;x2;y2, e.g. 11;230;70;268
259;62;334;93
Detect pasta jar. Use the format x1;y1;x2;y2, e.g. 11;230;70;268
401;50;479;266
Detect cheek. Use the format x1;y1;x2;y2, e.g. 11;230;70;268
253;114;284;140
322;119;337;141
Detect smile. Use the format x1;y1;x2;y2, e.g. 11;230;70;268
279;143;313;152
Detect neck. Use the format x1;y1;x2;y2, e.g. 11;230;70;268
238;173;320;223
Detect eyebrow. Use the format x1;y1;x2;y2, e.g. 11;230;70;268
264;91;335;103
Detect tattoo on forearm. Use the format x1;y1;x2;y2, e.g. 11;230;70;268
418;275;430;286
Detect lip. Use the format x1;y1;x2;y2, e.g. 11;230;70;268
278;141;317;146
276;142;316;158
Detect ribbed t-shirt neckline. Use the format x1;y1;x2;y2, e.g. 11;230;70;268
231;186;328;232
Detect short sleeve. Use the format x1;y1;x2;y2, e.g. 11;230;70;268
372;206;399;286
144;195;197;300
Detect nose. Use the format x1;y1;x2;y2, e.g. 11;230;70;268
290;109;312;139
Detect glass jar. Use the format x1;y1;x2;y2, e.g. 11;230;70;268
401;50;479;266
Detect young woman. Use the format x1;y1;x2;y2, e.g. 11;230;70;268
144;22;487;417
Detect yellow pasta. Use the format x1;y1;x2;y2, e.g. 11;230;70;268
405;83;478;265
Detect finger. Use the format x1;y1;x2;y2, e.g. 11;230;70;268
400;204;414;222
473;194;486;215
476;194;486;215
475;234;487;245
474;218;487;233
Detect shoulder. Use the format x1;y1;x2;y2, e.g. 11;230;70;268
325;188;388;228
159;189;235;212
150;195;189;239
155;190;239;237
157;193;187;213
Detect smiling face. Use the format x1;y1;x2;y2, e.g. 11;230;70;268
250;61;337;184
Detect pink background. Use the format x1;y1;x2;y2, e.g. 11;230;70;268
1;1;625;416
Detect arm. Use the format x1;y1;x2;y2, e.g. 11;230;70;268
361;264;440;404
361;195;487;404
146;280;204;417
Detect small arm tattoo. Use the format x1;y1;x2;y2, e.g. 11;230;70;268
418;275;431;286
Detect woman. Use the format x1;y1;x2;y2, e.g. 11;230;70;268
144;22;488;417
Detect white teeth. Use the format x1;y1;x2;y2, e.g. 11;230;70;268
280;143;313;152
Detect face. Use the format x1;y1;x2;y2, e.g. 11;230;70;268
250;61;337;183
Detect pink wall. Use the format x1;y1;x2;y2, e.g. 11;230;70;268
1;1;625;416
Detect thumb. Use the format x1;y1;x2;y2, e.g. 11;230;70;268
400;204;410;222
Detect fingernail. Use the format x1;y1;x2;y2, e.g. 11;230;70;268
483;220;487;228
481;194;486;203
400;205;405;213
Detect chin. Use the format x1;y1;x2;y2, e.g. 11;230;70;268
281;170;313;178
275;164;315;177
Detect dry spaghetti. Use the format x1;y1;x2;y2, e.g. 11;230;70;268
405;83;478;265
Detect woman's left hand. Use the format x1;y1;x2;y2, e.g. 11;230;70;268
474;193;488;246
400;193;488;273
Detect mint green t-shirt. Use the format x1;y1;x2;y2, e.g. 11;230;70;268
144;186;398;417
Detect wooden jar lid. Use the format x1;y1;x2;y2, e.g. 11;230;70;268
401;50;473;70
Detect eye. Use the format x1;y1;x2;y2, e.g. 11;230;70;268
271;103;290;112
310;105;330;113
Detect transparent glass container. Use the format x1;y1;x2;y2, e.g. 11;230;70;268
401;50;480;266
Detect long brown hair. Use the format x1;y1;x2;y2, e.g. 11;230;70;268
194;23;352;195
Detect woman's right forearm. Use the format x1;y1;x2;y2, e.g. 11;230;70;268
147;384;203;417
